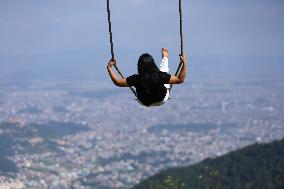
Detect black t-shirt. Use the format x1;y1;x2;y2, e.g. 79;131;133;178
126;72;171;106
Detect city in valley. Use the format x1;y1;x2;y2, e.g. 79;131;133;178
0;75;283;189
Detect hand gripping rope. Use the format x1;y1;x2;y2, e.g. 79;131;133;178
106;0;185;96
106;0;137;97
170;0;184;92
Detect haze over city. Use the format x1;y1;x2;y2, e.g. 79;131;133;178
1;0;284;81
0;0;284;189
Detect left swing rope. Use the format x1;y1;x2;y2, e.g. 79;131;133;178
106;0;137;96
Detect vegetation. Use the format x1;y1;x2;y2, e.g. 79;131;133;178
31;121;90;139
0;127;17;174
0;121;89;175
148;123;237;134
133;139;284;189
0;156;17;174
148;176;185;189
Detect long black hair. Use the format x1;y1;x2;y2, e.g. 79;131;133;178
138;53;160;75
137;53;163;96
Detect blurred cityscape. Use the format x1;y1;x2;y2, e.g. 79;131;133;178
0;75;284;189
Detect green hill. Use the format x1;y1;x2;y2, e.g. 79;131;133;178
0;121;89;175
0;156;17;175
133;139;284;189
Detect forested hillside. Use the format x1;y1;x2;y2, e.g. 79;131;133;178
133;139;284;189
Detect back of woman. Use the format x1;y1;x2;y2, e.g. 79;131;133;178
126;53;171;106
127;71;171;106
106;48;187;107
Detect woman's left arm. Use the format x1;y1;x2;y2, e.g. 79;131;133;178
107;59;129;87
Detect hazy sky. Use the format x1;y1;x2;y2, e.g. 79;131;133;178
0;0;284;78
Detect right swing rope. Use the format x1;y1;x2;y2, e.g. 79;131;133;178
106;0;184;96
170;0;184;92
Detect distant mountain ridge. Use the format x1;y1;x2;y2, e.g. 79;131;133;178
133;139;284;189
1;51;284;83
0;49;105;82
0;122;89;176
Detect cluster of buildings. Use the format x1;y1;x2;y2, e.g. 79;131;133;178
0;75;283;188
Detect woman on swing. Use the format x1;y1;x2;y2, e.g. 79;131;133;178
107;48;187;107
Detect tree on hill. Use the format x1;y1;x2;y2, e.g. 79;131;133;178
149;176;185;189
133;139;284;189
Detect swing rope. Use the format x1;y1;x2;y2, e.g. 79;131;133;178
106;0;137;96
106;0;184;96
170;0;184;91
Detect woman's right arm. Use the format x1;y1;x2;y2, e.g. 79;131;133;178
168;53;187;84
107;59;129;87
